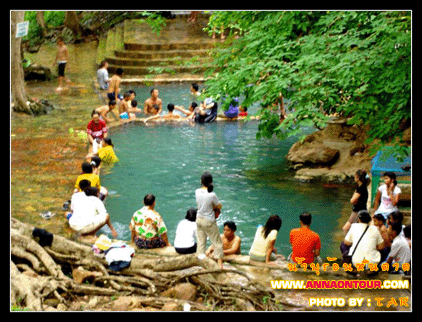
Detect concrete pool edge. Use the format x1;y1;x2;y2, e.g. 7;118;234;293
105;115;260;130
120;75;211;84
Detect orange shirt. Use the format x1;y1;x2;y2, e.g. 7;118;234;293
289;226;321;264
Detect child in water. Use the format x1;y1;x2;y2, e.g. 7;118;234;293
98;138;119;163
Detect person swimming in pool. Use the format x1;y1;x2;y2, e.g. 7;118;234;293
119;91;142;120
194;97;218;123
143;103;183;123
144;88;163;116
118;92;132;120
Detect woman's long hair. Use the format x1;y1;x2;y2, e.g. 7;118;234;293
356;169;370;186
262;215;282;238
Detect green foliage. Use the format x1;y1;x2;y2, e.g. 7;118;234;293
23;11;166;41
205;11;411;158
11;302;31;311
133;12;166;35
24;11;65;40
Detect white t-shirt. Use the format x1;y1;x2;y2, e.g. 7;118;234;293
69;195;107;230
376;184;401;216
195;188;220;222
388;234;411;266
249;226;278;258
345;223;384;266
174;219;197;248
97;68;109;90
70;191;87;211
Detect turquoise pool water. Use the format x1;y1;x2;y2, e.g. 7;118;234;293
100;120;352;259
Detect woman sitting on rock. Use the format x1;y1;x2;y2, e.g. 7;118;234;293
174;208;197;255
249;215;282;264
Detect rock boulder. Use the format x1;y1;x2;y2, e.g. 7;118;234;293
161;282;198;302
287;138;340;165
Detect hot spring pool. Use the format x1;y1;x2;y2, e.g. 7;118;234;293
99;119;352;260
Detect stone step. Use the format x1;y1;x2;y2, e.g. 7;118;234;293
114;48;211;59
124;41;217;51
108;64;208;76
105;54;210;67
96;24;124;64
120;73;208;84
96;35;107;64
97;17;218;80
105;24;125;57
123;16;215;52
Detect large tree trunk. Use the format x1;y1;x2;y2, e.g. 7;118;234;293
11;11;31;114
64;11;83;38
11;11;48;115
36;11;47;37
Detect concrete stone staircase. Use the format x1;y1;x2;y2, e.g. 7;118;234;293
96;14;219;83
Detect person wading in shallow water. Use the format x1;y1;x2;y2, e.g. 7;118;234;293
52;37;71;90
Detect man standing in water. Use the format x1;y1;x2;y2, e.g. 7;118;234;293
144;88;163;115
107;68;124;102
52;37;71;90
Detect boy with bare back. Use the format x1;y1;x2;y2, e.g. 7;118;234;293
52;37;71;89
107;68;124;102
119;91;142;120
95;100;117;124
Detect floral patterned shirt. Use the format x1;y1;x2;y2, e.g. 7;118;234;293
130;206;167;239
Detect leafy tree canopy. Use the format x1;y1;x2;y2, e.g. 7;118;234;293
204;11;411;158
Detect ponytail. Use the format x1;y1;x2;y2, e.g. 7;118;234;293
356;169;371;186
201;171;214;193
383;171;397;186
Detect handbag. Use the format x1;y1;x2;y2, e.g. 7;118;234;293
342;225;369;265
213;208;221;219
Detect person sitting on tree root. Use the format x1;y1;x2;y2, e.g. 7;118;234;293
129;194;171;249
68;186;118;239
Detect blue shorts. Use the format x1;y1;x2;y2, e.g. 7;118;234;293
120;112;129;119
108;92;123;101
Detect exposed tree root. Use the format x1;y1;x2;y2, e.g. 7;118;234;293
11;217;291;311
